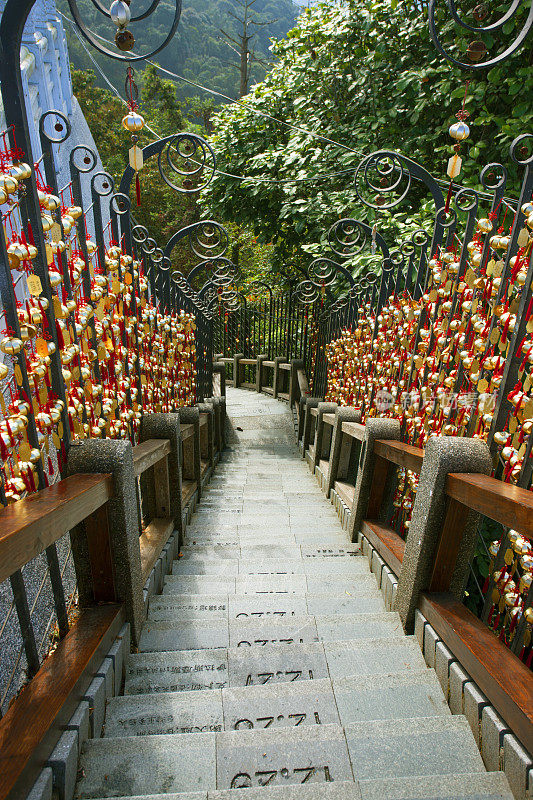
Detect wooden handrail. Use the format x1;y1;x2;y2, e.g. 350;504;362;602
420;592;533;755
361;519;405;577
446;472;533;541
263;360;275;367
132;439;171;478
180;423;195;441
0;604;124;800
323;413;335;426
334;480;355;509
311;407;318;417
341;421;365;440
0;474;113;585
240;358;257;366
199;415;208;427
374;439;424;474
279;362;291;371
140;519;175;582
297;369;309;396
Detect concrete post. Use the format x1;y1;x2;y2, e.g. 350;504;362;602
178;406;202;501
67;439;144;647
289;359;304;407
273;356;287;398
325;407;361;498
348;418;401;543
212;361;226;397
302;397;321;460
140;413;183;545
256;354;268;393
233;353;244;388
205;396;222;455
395;436;492;633
312;402;338;471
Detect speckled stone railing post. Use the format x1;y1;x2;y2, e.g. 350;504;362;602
206;396;223;454
233;353;244;388
289;359;304;407
212;361;226;397
178;406;202;501
395;436;492;633
140;413;183;547
325;407;361;498
302;397;321;460
348;418;401;543
256;354;268;393
197;403;215;470
312;402;338;471
273;356;287;398
67;439;144;647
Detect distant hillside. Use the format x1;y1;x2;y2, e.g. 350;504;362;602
58;0;299;105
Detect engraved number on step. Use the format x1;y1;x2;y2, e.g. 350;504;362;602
245;669;313;684
233;712;313;729
230;766;332;788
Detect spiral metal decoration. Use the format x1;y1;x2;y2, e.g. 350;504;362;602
354;151;445;212
327;219;372;258
159;134;216;194
66;0;182;62
429;0;533;70
187;221;229;259
187;257;240;289
294;280;320;305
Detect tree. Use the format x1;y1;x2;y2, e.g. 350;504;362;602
220;0;277;97
186;96;219;134
202;0;533;274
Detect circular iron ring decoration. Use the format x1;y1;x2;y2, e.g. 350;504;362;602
158;134;216;194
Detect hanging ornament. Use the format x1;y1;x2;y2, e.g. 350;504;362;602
122;66;145;206
110;0;135;51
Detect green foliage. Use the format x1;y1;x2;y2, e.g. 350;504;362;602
203;0;533;273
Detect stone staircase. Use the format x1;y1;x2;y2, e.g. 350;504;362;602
74;388;514;800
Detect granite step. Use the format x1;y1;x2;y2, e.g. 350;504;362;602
163;573;381;596
139;612;403;652
124;636;428;695
83;772;516;800
171;557;369;577
106;670;452;740
148;593;385;622
76;717;489;798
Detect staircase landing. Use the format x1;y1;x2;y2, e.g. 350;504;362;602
74;388;513;800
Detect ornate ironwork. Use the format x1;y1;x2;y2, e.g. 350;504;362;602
429;0;533;70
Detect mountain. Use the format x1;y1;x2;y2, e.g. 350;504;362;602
58;0;299;105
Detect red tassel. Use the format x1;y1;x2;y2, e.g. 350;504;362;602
135;173;141;207
55;320;64;349
27;223;35;246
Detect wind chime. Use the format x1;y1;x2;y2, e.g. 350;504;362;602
110;2;145;205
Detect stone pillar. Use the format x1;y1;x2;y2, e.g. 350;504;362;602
178;406;202;501
205;396;223;455
197;403;215;470
312;402;338;471
348;418;401;543
395;436;492;633
325;407;361;498
302;397;321;460
273;356;287;398
289;359;304;407
140;413;183;545
67;439;144;647
256;354;268;393
212;361;226;397
233;353;244;388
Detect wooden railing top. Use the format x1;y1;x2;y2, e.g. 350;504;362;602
219;357;233;363
420;592;533;755
446;472;533;541
263;360;275;367
0;604;124;800
199;415;208;427
311;407;318;417
240;358;257;366
374;439;424;474
279;362;290;371
341;420;365;440
361;519;405;577
0;474;113;585
297;369;309;396
180;423;195;441
323;413;335;426
133;439;171;478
